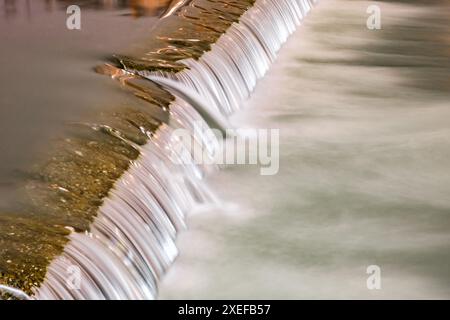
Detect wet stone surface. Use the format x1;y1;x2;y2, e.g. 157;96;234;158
0;73;173;296
0;0;255;297
117;0;255;73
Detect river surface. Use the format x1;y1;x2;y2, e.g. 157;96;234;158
0;0;169;211
159;0;450;299
1;0;449;299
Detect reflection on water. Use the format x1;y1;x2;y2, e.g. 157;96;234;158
0;0;176;295
0;0;170;211
0;0;256;296
1;0;173;18
159;0;450;299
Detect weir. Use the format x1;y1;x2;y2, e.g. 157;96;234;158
0;0;316;299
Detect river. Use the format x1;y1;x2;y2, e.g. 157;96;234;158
159;0;450;299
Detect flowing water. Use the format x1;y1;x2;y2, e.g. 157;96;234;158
2;0;304;299
159;0;450;299
0;0;169;211
0;0;179;298
1;0;449;299
33;0;313;300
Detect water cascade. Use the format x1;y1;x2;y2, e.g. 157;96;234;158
14;0;315;300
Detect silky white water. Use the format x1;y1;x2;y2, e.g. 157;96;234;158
159;0;450;299
14;0;448;299
31;0;315;299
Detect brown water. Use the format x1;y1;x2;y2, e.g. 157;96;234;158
0;0;257;296
0;0;171;211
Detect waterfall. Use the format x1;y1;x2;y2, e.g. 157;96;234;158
32;0;315;300
140;0;314;115
147;75;231;134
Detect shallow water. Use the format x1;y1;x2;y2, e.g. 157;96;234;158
1;0;449;299
0;0;170;211
1;0;260;296
159;0;450;299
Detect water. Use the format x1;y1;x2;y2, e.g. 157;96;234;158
0;0;170;211
0;0;179;297
159;0;450;299
1;0;449;299
34;0;309;300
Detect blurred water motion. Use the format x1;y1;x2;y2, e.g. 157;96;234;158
0;0;260;297
159;0;450;299
1;0;449;299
